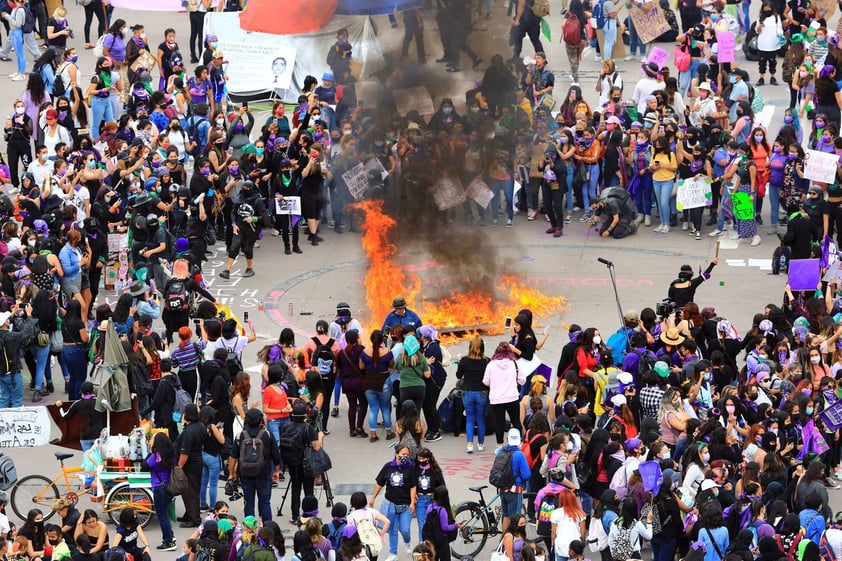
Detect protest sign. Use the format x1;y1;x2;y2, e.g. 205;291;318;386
394;87;436;117
823;259;842;284
0;407;50;447
433;174;466;210
275;196;302;215
646;46;670;69
466;177;494;209
215;41;297;92
364;158;388;181
804;149;840;183
675;177;712;210
731;192;755;221
788;259;821;291
629;5;671;44
821;399;842;430
718;31;736;63
343;163;369;200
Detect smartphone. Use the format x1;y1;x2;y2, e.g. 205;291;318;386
505;316;512;328
383;326;391;337
242;101;249;110
243;311;249;322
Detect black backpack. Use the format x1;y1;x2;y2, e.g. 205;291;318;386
21;4;34;34
310;337;335;377
238;429;267;478
488;449;516;489
187;116;207;157
164;279;189;311
280;421;309;467
422;505;457;543
223;338;244;377
51;63;69;98
635;349;657;377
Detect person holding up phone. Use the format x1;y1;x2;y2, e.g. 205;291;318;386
299;139;327;247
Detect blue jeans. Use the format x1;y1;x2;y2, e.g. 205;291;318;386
63;345;87;400
627;19;646;56
584;164;600;209
680;58;701;96
333;376;342;407
653;179;675;226
565;164;574;212
200;452;221;509
267;417;289;469
90;95;113;139
153;485;175;544
768;181;782;226
387;502;413;554
11;29;24;74
463;390;488;445
80;439;96;452
365;389;393;431
652;537;678;561
0;372;22;408
489;177;515;221
241;476;273;522
31;343;50;392
634;173;653;215
416;493;432;536
602;19;617;61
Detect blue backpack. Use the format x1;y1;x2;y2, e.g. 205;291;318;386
325;519;347;549
593;0;607;29
605;327;633;367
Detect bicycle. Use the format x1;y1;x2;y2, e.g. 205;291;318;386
451;485;539;559
102;481;154;528
10;452;90;521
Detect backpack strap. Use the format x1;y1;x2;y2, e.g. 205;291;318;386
705;527;725;560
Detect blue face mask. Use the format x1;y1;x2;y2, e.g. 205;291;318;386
442;107;453;115
729;75;737;84
70;55;78;63
256;147;264;156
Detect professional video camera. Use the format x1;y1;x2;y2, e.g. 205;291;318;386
656;298;677;318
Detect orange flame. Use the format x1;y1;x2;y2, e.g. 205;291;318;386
354;201;569;340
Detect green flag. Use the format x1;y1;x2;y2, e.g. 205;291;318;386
731;192;754;221
541;18;551;42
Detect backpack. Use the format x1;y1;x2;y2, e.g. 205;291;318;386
0;453;17;491
593;0;607;29
531;0;551;17
489;448;516;489
520;431;542;470
608;519;635;560
354;516;382;554
52;63;68;99
92;34;107;57
606;327;632;366
164;279;189;311
776;534;804;561
238;429;267;478
748;84;764;114
609;463;629;499
20;5;34;34
587;515;610;552
325;520;347;549
194;544;212;561
563;12;582;44
635;349;657;378
224;338;245;377
280;421;309;467
674;43;691;72
162;226;177;261
172;380;193;423
536;493;558;538
424;505;458;543
820;531;837;561
310;337;335;377
772;243;792;275
187;116;208;157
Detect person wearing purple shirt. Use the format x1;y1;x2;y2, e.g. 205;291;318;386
145;432;177;551
101;20;127;65
424;486;459;561
621;332;658;387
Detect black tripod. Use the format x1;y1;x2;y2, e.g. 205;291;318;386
276;471;335;517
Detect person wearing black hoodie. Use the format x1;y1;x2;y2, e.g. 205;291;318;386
219;180;265;280
150;358;180;440
204;348;234;441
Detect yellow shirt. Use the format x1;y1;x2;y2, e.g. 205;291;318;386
652;152;677;182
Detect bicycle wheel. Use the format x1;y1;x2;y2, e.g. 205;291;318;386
10;475;59;521
451;502;490;559
104;483;155;528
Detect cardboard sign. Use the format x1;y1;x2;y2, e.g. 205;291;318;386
676;177;713;210
364;158;388;181
0;407;51;447
823;259;842;284
432;174;466;210
465;177;494;209
820;399;842;430
788;258;821;291
731;192;755;221
394;86;436;117
629;5;672;44
718;31;736;63
275;196;302;215
646;46;670;69
342;163;369;200
804;149;840;183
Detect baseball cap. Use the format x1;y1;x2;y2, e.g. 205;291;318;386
654;361;670;378
242;516;258;529
623;309;639;322
507;428;521;446
624;437;642;452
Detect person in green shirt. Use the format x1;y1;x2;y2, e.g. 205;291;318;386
396;334;430;414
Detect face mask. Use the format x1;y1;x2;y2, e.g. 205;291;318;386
811;356;821;364
256;147;264;156
788;153;798;160
211;42;218;49
398;456;410;465
313;115;321;122
799;70;809;78
216;119;224;126
442;107;453;115
70;54;78;63
711;13;719;20
773;146;782;153
726;405;736;414
754;135;764;143
817;121;826;129
14;107;24;115
769;428;778;435
702;452;711;462
729;75;737;84
704;372;711;380
87;160;95;169
566;441;574;451
234;124;244;133
200;168;210;177
560;137;569;144
48;539;59;546
806;407;814;415
417;460;428;466
229;166;239;175
140;32;146;39
342;129;352;136
593;336;602;345
151;161;161;168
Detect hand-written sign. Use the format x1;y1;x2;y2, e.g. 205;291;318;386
676;177;713;210
342;163;370;201
804;149;840;183
629;5;671;44
465;177;494;209
0;407;50;447
646;46;670;69
730;192;755;221
107;233;128;255
432;174;466;210
718;31;736;63
274;196;301;215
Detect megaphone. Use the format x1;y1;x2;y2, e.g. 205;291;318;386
523;56;536;66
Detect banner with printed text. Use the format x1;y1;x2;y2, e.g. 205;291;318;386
215;41;297;92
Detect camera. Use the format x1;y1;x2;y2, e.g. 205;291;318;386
656;298;676;318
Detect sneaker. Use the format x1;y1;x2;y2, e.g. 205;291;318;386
477;444;485;452
729;231;739;240
756;215;764;225
594;55;602;62
157;542;178;552
573;206;582;212
10;73;24;81
634;214;644;225
696;231;702;240
681;221;689;231
709;229;724;237
834;470;842;481
641;56;647;62
386;556;398;561
553;228;563;238
653;224;663;233
242;268;255;278
767;226;778;235
545;227;556;234
644;215;651;226
689;230;697;236
405;544;413;555
770;77;779;85
661;225;670;234
467;444;473;454
219;269;230;279
527;209;537;221
756;77;765;86
565;215;572;224
331;407;339;417
580;214;591;222
825;477;840;489
750;235;762;246
506;219;512;227
425;432;442;442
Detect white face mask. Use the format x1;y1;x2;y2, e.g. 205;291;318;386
593;336;602;346
811;356;822;364
566;441;574;451
14;106;24;115
216;119;224;126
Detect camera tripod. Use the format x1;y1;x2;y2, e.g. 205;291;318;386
276;471;335;518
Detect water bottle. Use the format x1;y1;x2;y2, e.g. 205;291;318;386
779;253;787;273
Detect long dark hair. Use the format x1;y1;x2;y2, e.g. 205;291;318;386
262;521;285;557
618;497;639;528
31;289;57;332
416;448;444;484
370;329;384;364
107;18;125;37
113;292;132;323
292;530;319;561
150;432;174;470
26;72;47;106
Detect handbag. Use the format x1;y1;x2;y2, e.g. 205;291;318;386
491;541;508;561
538;94;556;110
36;331;49;347
167;465;189;495
303;446;332;477
50;329;64;354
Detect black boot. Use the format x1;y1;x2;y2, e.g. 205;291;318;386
284;245;292;255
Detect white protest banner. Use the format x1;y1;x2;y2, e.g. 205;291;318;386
629;5;671;44
364;158;388;181
275;196;302;216
0;407;50;447
718;31;736;63
215;42;297;92
755;106;775;130
676;177;713;210
466;177;494;209
343;163;370;200
824;259;842;284
804;149;840;183
107;233;128;255
433;174;466;210
394;87;436;117
646;46;670;69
